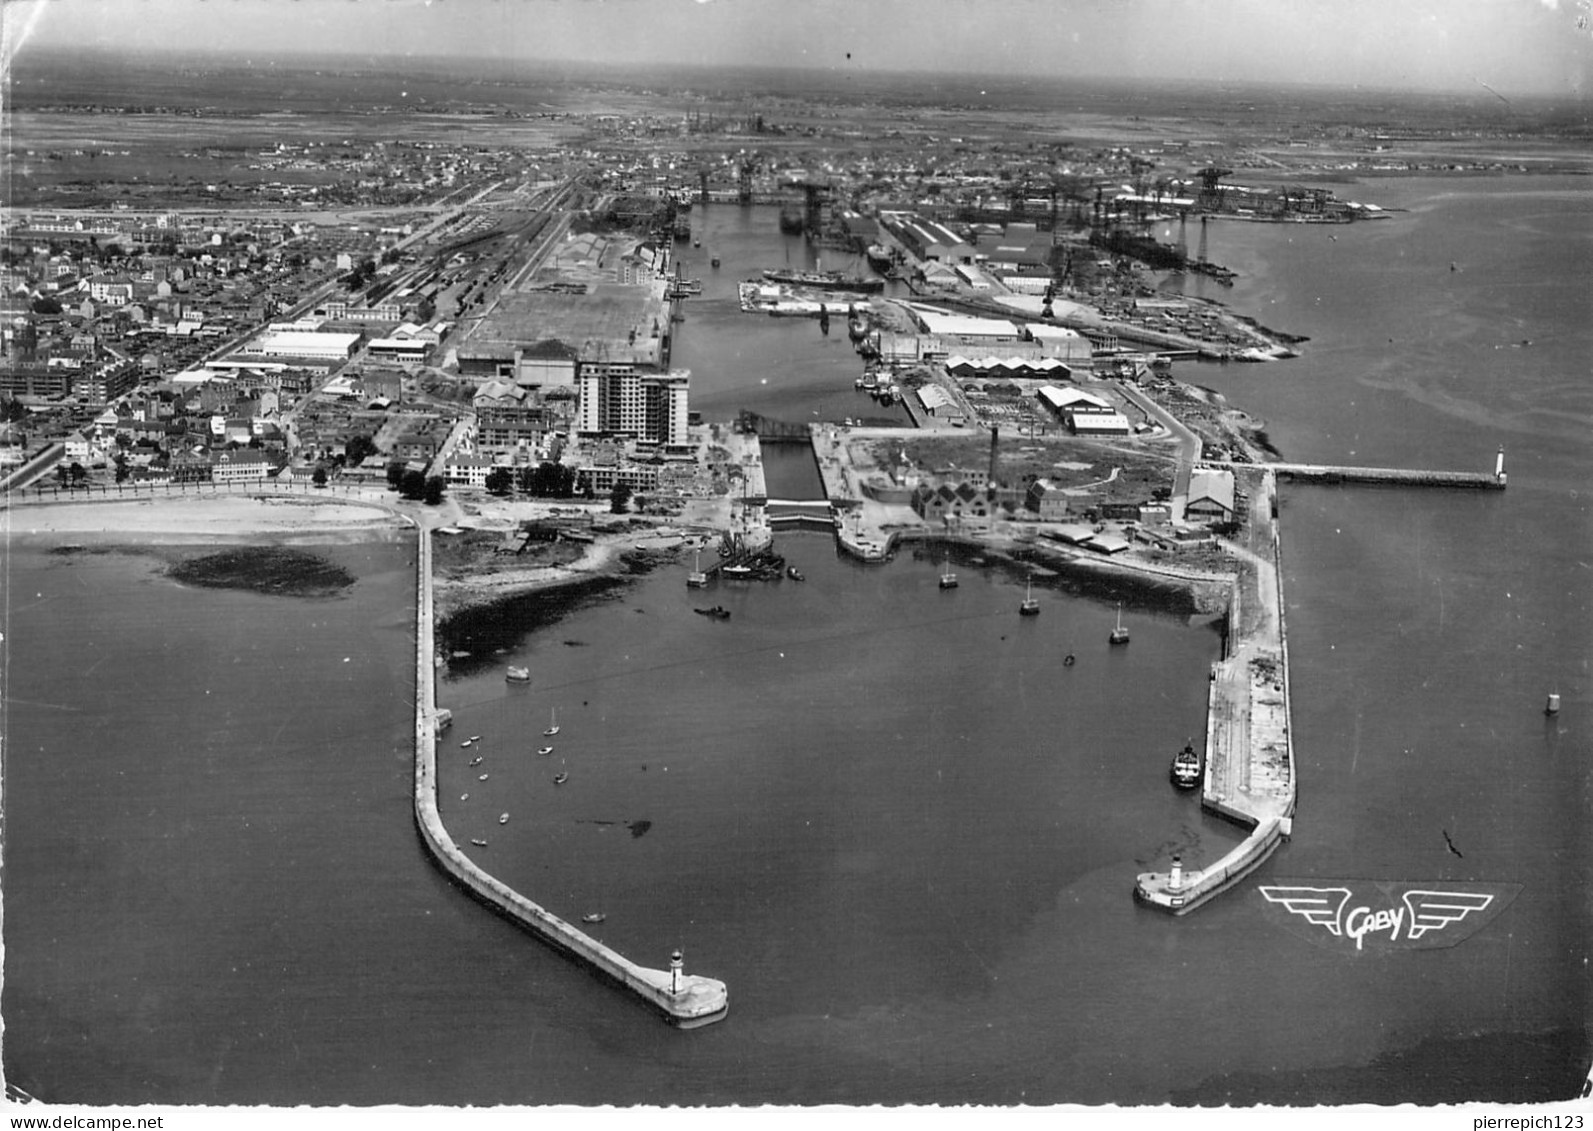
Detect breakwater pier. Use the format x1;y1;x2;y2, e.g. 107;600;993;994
412;529;729;1027
1215;448;1508;491
1134;470;1296;914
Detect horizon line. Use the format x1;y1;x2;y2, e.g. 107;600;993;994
11;44;1584;106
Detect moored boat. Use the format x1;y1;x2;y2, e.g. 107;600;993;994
761;267;884;293
687;548;709;588
544;707;560;736
582;912;607;924
1170;743;1202;789
1109;603;1130;645
1020;574;1040;616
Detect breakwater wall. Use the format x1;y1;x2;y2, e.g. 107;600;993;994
1268;463;1505;490
412;529;729;1027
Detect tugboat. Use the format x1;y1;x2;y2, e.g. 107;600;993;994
1019;574;1040;616
1109;603;1130;645
1170;743;1202;790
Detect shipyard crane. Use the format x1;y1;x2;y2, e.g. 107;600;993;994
1196;166;1232;212
737;155;761;206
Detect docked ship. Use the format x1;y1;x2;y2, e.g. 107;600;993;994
865;244;893;273
1170;743;1202;789
761;267;884;294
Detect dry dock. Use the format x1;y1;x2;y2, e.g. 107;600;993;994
412;529;729;1027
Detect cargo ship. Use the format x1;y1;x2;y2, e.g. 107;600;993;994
761;267;884;293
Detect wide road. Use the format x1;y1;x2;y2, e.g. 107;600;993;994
1115;380;1201;521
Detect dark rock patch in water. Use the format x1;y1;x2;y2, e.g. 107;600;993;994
168;546;354;597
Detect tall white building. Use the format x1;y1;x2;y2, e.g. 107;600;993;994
577;366;690;448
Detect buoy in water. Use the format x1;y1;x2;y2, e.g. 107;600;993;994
1545;692;1561;716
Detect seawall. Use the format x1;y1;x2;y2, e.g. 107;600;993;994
412;528;729;1027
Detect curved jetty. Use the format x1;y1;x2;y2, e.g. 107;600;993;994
412;530;728;1027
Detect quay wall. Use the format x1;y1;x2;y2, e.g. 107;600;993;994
411;530;728;1027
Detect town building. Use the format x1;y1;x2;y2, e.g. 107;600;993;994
576;367;690;448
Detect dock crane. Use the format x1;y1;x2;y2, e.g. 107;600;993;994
1196;166;1232;212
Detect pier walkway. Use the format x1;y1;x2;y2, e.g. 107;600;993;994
1219;459;1506;490
412;529;728;1027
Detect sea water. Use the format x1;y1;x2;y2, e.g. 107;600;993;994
4;187;1588;1105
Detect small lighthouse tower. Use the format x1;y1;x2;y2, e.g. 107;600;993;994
1168;855;1183;893
1495;446;1507;487
670;949;684;995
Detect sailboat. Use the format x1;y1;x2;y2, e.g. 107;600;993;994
939;554;958;590
544;707;560;737
1109;602;1130;645
686;548;708;588
1019;573;1040;616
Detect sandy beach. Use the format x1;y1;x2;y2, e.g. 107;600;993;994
1;493;412;545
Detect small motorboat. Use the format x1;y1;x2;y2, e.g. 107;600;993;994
469;736;481;743
469;756;482;766
582;913;607;924
1170;743;1202;790
506;666;531;684
478;773;489;781
537;745;554;756
544;708;560;737
694;606;731;619
787;566;805;581
499;813;510;825
470;838;488;848
460;793;469;801
460;739;473;748
553;772;569;785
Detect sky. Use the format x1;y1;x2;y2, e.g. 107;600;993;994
5;0;1592;99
